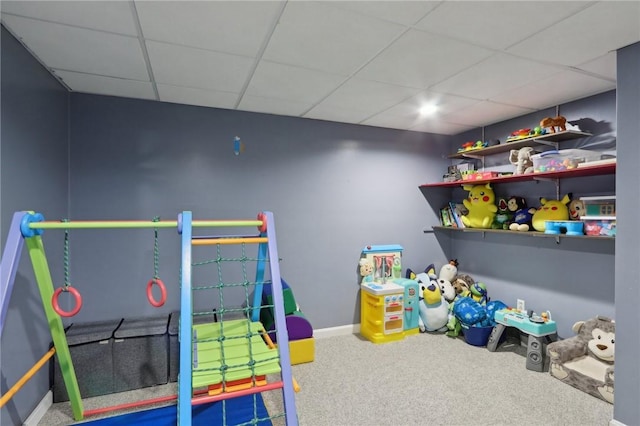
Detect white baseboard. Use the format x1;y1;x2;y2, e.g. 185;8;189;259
24;390;52;426
314;323;359;339
610;420;627;426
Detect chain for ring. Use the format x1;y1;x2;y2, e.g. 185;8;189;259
152;216;160;280
62;219;70;291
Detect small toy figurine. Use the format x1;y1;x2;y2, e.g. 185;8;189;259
540;116;567;133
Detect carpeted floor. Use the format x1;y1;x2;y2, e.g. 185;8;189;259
40;331;614;426
289;332;613;426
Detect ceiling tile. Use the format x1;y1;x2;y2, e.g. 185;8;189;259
490;70;616;111
507;1;640;66
315;78;420;117
1;0;138;36
304;104;374;125
415;1;591;50
1;15;148;80
53;70;156;100
263;1;405;76
430;53;563;100
575;52;617;81
323;1;440;26
135;1;284;57
442;101;535;127
245;61;346;104
157;84;238;109
238;95;314;117
362;112;425;131
146;41;254;93
356;29;494;89
409;120;477;136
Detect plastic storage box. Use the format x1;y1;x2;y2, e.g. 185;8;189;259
532;149;602;173
52;319;122;402
582;217;616;237
112;315;169;393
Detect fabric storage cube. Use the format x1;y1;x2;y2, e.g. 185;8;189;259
52;319;122;402
112;315;169;393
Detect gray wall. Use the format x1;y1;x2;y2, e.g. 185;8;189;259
1;26;69;425
66;94;451;326
613;41;640;426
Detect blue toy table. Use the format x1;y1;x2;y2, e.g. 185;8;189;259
487;309;557;372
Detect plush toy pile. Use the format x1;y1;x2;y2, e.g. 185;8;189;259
406;260;506;341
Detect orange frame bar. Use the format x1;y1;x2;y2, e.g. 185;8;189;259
192;237;268;246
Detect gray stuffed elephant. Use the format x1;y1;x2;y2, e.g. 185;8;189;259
509;146;535;174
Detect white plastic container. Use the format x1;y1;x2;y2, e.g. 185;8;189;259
532;149;602;173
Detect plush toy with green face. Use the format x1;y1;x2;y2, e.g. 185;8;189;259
532;194;571;231
461;183;498;229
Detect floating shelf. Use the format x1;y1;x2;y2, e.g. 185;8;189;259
428;226;615;240
449;130;593;159
419;163;616;189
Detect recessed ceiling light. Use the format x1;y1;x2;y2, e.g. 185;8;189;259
419;104;438;116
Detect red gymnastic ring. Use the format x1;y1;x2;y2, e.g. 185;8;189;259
52;286;83;317
257;212;267;233
147;278;167;307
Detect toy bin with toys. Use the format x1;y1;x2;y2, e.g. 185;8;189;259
531;149;602;173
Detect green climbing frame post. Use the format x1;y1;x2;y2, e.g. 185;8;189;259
25;235;84;421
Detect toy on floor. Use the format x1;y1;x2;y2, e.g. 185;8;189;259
407;263;456;305
532;194;571;232
417;272;449;333
540;115;567;133
470;282;489;305
451;273;473;298
547;316;615;403
461;183;497;229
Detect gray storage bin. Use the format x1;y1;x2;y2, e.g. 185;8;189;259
112;315;170;393
52;319;122;402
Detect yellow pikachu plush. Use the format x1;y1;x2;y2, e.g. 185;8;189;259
532;194;571;232
461;183;498;229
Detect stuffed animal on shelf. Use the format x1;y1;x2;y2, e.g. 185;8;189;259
569;198;585;220
492;198;513;229
509;146;536;175
532;194;571;232
507;196;535;232
461;183;497;229
540;115;567;133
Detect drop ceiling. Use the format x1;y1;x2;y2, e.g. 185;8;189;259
2;1;639;135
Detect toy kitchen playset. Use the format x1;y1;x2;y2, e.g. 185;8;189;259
358;244;420;343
